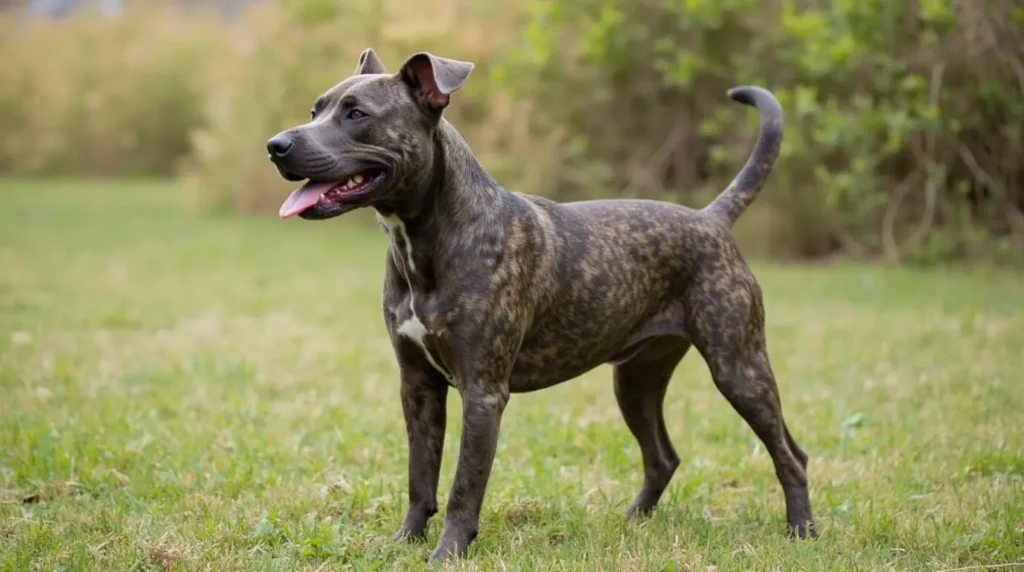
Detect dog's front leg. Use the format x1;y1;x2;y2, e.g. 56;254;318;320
394;375;448;541
393;361;449;542
430;383;509;561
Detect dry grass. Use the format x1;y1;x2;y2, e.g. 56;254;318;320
0;1;528;208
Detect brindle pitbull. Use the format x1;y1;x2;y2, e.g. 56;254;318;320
267;48;817;561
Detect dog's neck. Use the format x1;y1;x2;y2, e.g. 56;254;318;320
374;120;503;282
380;120;498;219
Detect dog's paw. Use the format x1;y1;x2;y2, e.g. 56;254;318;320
428;545;468;563
393;524;428;543
624;497;657;519
428;528;476;561
394;507;435;543
428;543;464;562
427;549;455;563
787;520;819;540
393;529;427;543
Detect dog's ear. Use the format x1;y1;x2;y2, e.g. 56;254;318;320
398;52;474;113
353;48;387;75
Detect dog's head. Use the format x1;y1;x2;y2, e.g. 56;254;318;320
267;49;474;220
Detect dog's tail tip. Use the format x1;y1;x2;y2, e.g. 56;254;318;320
727;86;782;116
703;85;784;226
726;86;756;105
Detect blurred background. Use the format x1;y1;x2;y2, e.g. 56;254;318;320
0;0;1021;266
2;4;1024;568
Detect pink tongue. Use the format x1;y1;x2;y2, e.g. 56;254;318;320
279;181;335;219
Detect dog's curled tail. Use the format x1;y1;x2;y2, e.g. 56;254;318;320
703;86;784;226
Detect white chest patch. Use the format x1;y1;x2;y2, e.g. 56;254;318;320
397;314;429;341
396;315;452;381
378;213;453;382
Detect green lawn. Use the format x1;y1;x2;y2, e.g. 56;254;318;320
1;179;1023;571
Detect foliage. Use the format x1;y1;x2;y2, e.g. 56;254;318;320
0;1;1021;264
498;0;1024;264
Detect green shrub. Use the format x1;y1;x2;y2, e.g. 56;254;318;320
496;0;1024;264
0;0;1020;265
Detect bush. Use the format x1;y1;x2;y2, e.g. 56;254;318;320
0;0;1021;265
496;0;1024;264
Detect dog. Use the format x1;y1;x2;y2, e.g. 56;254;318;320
266;48;817;561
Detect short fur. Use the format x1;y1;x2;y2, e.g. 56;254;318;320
266;48;817;561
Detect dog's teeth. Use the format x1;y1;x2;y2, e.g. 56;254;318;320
353;174;364;184
319;193;325;201
346;177;356;188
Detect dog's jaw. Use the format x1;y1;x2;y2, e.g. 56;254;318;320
279;169;390;220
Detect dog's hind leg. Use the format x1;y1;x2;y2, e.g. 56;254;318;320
614;336;690;517
685;267;817;539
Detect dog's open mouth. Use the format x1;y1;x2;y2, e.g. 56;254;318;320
278;168;387;219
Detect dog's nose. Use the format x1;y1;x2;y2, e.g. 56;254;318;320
267;134;295;158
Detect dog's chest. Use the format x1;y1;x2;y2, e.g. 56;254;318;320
380;214;455;383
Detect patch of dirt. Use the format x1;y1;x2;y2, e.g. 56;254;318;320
501;498;543;525
546;529;567;545
147;541;190;570
20;479;83;504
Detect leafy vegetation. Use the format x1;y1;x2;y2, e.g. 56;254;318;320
500;0;1024;264
0;0;1021;264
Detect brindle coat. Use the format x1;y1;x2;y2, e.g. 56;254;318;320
266;48;817;561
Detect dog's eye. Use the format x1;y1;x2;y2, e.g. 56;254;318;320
346;109;367;120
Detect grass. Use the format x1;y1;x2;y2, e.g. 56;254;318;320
1;179;1023;571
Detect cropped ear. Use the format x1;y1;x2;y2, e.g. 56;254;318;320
398;52;474;113
353;48;387;75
